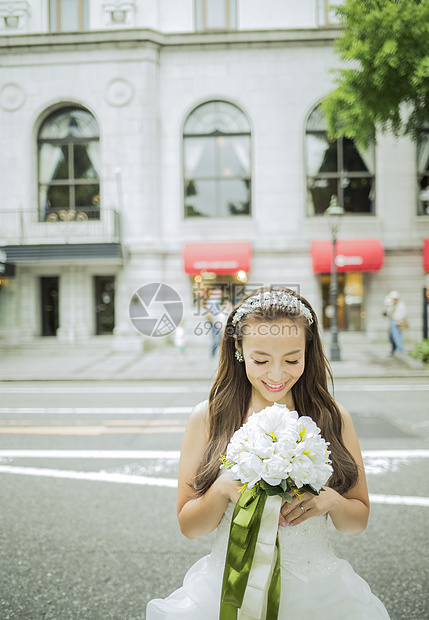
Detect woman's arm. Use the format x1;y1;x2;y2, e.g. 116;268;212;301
177;401;242;541
281;403;370;536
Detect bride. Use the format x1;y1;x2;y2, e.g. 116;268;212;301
147;287;391;619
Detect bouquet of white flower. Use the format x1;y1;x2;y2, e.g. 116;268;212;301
219;403;333;620
220;402;333;501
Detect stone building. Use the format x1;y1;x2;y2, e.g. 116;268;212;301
0;0;428;347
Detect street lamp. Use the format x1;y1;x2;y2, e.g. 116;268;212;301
325;195;345;362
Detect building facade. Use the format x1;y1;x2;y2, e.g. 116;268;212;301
1;0;428;347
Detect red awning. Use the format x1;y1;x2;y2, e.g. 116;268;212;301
311;239;384;273
182;241;252;275
424;239;429;272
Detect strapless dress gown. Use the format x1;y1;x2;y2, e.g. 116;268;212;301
146;503;390;619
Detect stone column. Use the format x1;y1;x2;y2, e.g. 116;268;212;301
19;267;36;342
57;266;75;343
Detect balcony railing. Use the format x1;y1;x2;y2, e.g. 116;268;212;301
0;207;122;246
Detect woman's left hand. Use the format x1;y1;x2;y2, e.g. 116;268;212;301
278;487;339;528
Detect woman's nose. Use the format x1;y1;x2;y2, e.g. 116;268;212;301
267;364;287;382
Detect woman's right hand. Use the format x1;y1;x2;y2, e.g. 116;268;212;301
216;471;243;504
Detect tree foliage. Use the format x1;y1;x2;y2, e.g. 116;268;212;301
323;0;429;148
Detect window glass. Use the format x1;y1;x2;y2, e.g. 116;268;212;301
185;180;217;217
184;138;216;178
39;108;98;140
219;179;250;216
184;101;251;218
73;143;99;179
219;136;251;177
75;183;100;209
61;0;79;31
46;185;69;210
306;134;338;174
306;104;375;215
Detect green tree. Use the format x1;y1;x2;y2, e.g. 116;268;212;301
323;0;429;148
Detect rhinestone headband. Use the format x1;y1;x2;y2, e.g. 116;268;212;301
231;291;314;326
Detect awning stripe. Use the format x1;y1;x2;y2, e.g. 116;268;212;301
183;241;252;275
311;239;384;273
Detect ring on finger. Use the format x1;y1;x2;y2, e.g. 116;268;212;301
299;505;306;514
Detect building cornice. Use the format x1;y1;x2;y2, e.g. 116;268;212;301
0;27;341;54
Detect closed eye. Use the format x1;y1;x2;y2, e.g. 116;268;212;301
252;359;300;365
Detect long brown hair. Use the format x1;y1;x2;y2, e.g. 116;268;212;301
192;287;359;497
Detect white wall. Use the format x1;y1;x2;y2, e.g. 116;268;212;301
238;0;317;30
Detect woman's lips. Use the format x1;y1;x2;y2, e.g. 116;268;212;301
262;380;288;392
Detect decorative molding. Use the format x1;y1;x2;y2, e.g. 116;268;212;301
105;77;134;107
0;82;26;111
0;0;31;32
102;1;136;28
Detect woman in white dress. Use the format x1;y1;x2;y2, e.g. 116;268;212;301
147;287;391;619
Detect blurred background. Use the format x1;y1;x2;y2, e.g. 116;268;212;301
0;0;428;359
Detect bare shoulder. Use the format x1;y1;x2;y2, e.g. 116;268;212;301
334;400;364;464
335;401;353;425
188;399;209;427
183;399;210;444
190;399;209;419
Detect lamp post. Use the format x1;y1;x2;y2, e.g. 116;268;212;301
325;195;345;362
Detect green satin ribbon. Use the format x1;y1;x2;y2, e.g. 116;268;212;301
220;486;281;620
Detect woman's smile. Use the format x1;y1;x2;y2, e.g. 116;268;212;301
261;380;288;392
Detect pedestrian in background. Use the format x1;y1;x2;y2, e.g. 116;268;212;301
205;287;227;357
174;320;187;363
383;291;408;355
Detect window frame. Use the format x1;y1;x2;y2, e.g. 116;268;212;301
183;100;252;219
49;0;88;32
37;106;100;222
195;0;237;32
305;107;376;216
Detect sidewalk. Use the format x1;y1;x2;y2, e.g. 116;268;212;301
0;336;427;382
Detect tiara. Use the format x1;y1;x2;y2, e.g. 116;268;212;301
231;291;314;326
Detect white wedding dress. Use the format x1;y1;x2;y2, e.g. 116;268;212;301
146;502;390;619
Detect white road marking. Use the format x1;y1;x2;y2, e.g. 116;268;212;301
0;450;181;459
362;450;429;458
334;385;429;391
0;386;206;394
0;451;428;508
0;407;192;415
0;384;427;394
0;465;428;506
0;465;177;487
369;494;429;507
0;449;427;460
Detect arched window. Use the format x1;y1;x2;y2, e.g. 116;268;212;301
305;105;375;215
38;107;100;222
183;101;251;218
417;122;429;215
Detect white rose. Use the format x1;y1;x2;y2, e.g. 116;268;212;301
261;454;291;486
234;451;264;488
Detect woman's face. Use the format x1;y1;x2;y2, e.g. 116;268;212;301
239;319;306;411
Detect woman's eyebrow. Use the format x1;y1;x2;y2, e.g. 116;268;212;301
251;349;302;356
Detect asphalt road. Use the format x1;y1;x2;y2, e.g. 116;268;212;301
0;379;428;620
